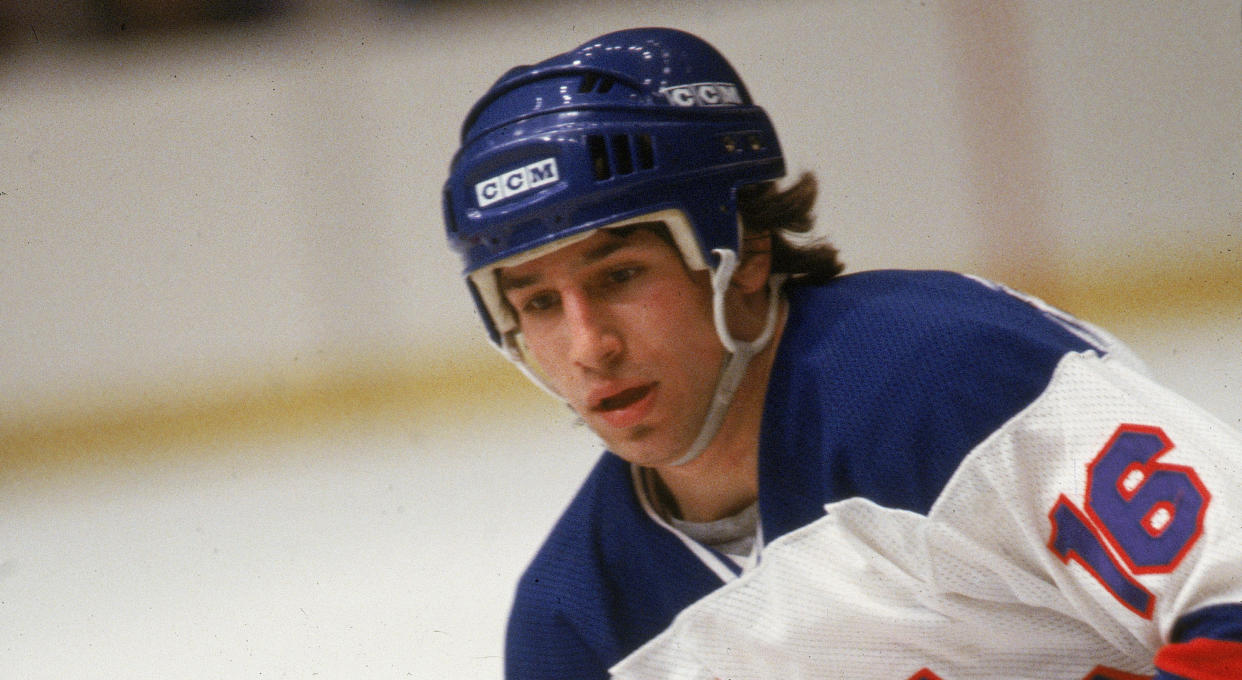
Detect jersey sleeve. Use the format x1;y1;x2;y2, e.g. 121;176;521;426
1035;354;1242;679
610;352;1242;680
506;585;611;680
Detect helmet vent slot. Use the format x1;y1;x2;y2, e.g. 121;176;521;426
578;73;616;94
587;135;612;180
443;187;458;234
634;134;655;170
587;133;656;181
611;135;634;175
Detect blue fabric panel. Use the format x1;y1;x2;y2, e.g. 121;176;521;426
759;271;1095;540
1170;602;1242;643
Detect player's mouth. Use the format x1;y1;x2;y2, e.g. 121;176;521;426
590;383;657;429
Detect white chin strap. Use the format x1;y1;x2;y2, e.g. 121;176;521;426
668;248;786;467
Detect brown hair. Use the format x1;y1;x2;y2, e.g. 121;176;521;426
737;172;844;284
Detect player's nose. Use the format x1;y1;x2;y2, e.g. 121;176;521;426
563;292;622;372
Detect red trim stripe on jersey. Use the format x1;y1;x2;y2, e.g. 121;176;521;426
1155;638;1242;679
1082;665;1151;680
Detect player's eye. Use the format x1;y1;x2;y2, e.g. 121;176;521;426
605;266;642;286
521;291;559;314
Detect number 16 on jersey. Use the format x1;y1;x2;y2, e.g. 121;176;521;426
1048;424;1211;618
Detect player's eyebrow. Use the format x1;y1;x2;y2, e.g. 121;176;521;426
497;270;538;292
497;232;636;292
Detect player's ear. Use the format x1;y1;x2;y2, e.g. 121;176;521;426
731;230;773;294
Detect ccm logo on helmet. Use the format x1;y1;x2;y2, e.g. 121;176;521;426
475;158;559;208
659;82;743;107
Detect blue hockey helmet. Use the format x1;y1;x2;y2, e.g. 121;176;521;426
443;27;786;348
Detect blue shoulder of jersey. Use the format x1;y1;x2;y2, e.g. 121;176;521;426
759;270;1099;539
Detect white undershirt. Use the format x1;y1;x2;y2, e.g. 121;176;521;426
668;503;760;563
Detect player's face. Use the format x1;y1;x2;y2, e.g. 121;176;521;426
498;228;725;467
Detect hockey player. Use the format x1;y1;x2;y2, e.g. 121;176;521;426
441;27;1242;680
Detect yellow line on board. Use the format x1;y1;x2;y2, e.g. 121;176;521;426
1;352;543;470
1022;251;1241;325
